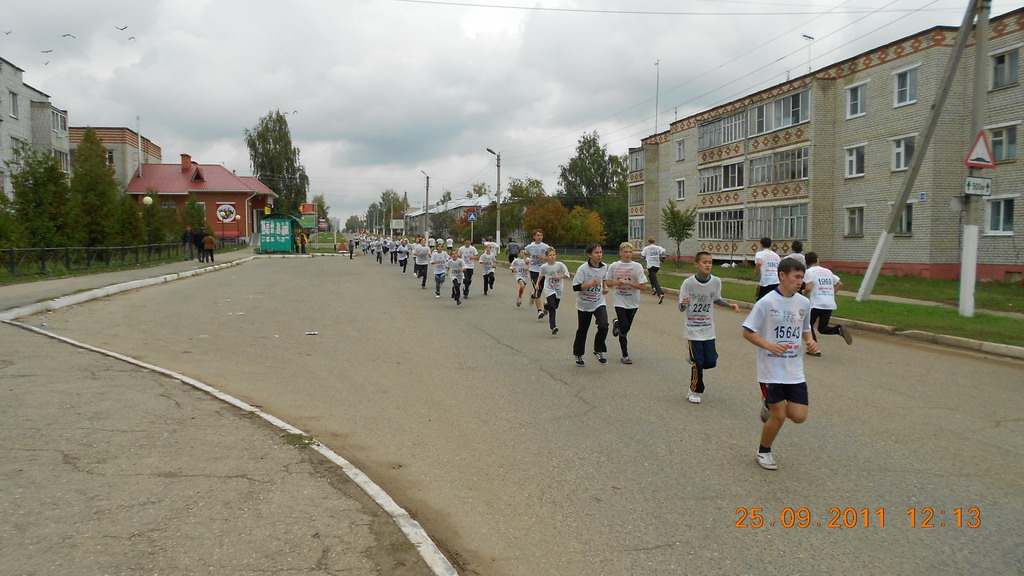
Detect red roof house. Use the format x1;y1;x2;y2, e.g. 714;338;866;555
126;154;277;238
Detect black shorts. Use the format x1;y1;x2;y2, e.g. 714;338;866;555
764;382;809;406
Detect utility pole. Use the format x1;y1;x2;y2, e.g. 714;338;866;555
421;170;430;240
654;59;660;134
487;148;500;246
857;0;982;303
960;0;991;317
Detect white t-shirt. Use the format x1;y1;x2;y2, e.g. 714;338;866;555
641;244;666;268
431;250;450;275
539;261;570;300
446;258;465;282
606;260;647;310
782;252;806;268
524;242;550;273
511;257;530;282
413;244;431;265
572;261;607;312
479;252;497;275
804;265;840;310
680;274;723;341
742;289;812;384
458;245;479;269
755;249;780;286
397;244;409;260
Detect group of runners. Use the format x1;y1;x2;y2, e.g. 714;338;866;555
361;230;854;471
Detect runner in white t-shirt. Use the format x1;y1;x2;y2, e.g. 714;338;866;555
537;247;571;335
606;242;648;364
479;244;497;295
571;243;609;367
679;252;740;404
523;229;550;317
754;236;781;301
743;257;818;471
640;237;667;304
802;251;852;352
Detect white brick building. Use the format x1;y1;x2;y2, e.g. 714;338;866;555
0;57;70;197
632;8;1023;282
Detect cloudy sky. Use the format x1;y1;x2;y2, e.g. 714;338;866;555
3;0;1016;221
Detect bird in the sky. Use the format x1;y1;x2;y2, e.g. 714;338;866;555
62;33;76;38
128;36;136;41
41;49;53;53
116;25;128;31
43;61;50;65
3;31;12;35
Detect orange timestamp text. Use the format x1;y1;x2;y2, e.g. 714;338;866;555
735;507;981;528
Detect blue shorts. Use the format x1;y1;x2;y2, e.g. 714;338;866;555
764;383;809;406
687;339;718;370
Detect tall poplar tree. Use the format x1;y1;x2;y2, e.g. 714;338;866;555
10;143;71;247
244;110;309;216
69;128;120;246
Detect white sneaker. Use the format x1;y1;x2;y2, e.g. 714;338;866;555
687;391;701;404
755;452;778;470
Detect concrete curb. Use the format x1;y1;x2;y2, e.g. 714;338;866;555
0;254;459;576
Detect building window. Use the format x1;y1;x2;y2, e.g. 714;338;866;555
747;204;807;240
721;112;746;144
629;148;644;172
106;150;115;166
699;167;723;194
894;66;918;106
51;110;68;133
53;150;70;173
10;138;25;164
991;125;1017;162
773;147;809;182
846;206;864;236
845;144;866;178
986;197;1015;234
846;83;867;118
629;217;645;241
992;49;1019;89
896;204;913;235
675;179;685;200
675;138;685;161
748;89;810;136
748;155;773;185
723;161;744;190
698;209;745;240
893;136;915;171
698;120;723;150
628;184;644;205
8;91;18;118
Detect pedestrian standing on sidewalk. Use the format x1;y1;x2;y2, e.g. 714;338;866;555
202;231;217;263
182;225;195;260
743;257;818;471
641;237;667;304
802;252;853;354
679;251;740;404
607;242;648;364
194;228;208;263
537;247;570;335
571;243;610;367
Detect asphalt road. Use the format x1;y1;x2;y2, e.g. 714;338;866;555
23;255;1024;576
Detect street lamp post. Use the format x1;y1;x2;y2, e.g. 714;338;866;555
486;148;500;246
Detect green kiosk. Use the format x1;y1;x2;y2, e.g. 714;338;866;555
258;213;302;253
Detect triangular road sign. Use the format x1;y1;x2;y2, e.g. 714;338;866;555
965;131;996;168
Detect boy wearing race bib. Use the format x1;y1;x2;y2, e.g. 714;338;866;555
679;252;740;403
742;257;819;470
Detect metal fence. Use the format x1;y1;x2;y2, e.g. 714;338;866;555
0;243;184;277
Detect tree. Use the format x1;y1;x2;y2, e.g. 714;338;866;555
0;191;25;247
111;193;144;246
661;201;697;258
565;206;606;246
68;128;120;247
312;193;329;227
557;131;619;199
180;194;207;232
244;110;310;216
498;176;546;240
9;143;71;247
523;197;569;245
593;153;628;246
344;214;363;233
140;189;173;244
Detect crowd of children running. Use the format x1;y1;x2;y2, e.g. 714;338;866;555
352;230;853;471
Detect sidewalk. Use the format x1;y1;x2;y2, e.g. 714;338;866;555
0;250;449;576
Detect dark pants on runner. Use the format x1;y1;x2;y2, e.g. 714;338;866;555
399;258;408;273
451;279;462;303
614;307;638;357
545;294;561;330
573;306;609;357
483;272;495;294
648;265;663;296
809;308;842;341
463;268;474;296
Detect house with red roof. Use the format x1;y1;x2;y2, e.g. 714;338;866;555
126;154;277;239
